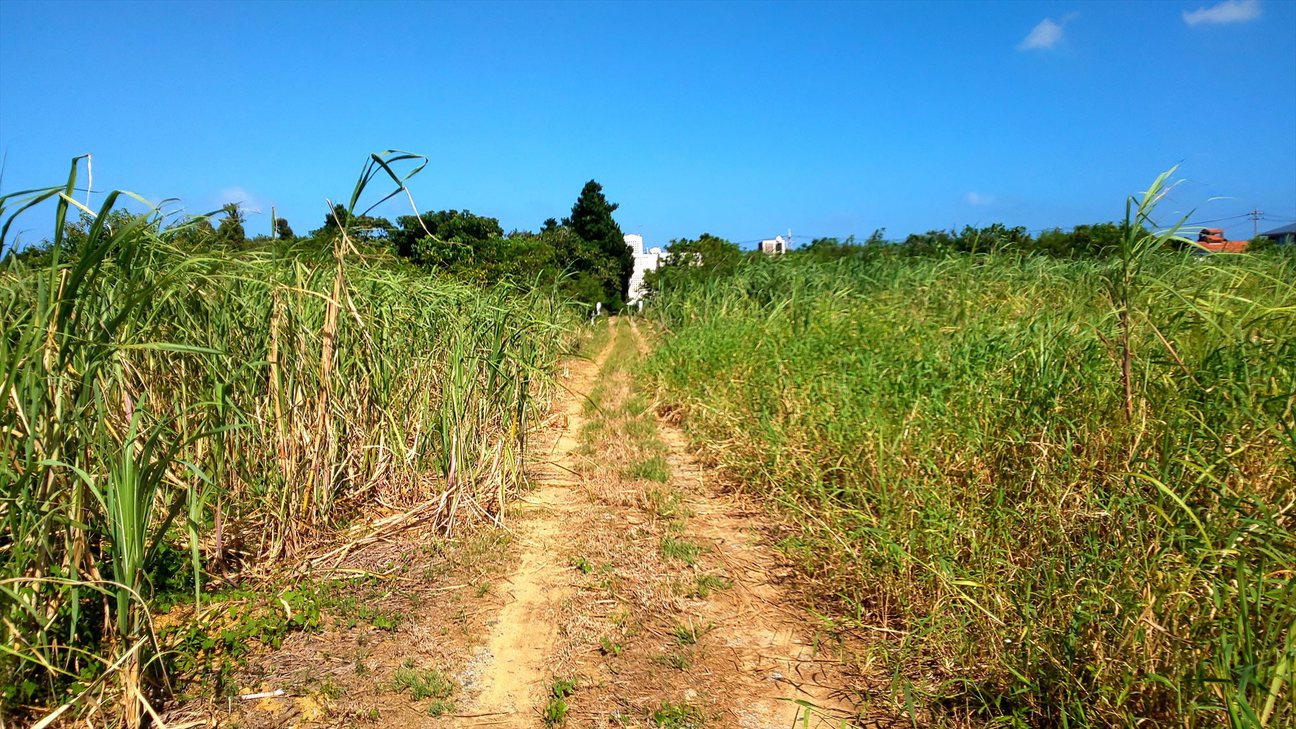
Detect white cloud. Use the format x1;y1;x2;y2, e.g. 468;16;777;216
965;192;996;206
1018;18;1065;50
1183;0;1261;26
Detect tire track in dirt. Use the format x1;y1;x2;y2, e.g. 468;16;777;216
499;317;864;728
467;322;614;725
627;317;860;727
655;422;859;728
468;317;868;727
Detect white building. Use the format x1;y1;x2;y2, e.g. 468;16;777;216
624;233;662;306
758;235;788;255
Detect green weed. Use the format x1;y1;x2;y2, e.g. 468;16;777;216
599;636;624;656
626;454;671;483
314;678;344;700
654;652;690;670
645;488;690;521
551;676;578;698
543;677;578;726
392;663;455;702
427;699;457;717
672;620;710;645
688;574;732;599
652;702;706;727
659;537;704;565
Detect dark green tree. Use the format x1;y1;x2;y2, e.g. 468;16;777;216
321;203;349;232
802;235;863;260
62;209;141;253
646;233;744;297
275;218;295;240
1248;235;1278;254
313;204;392;242
564;180;630;308
217;203;246;247
901;230;956;256
351;215;393;242
950;223;1031;254
1033;222;1125;258
169;215;216;248
391;209;504;262
665;233;741;273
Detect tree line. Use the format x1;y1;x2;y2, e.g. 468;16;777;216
645;221;1289;297
43;180;637;310
646;223;1141;292
803;222;1130;258
39;187;1287;312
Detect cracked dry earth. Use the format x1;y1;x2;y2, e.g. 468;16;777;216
207;317;873;728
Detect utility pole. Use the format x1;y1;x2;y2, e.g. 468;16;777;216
1249;209;1263;239
271;205;276;239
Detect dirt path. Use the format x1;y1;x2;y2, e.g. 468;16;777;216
199;318;868;728
467;325;612;724
464;318;862;727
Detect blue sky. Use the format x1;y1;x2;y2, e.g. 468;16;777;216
1;0;1293;248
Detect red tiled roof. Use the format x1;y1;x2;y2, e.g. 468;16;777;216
1196;239;1249;253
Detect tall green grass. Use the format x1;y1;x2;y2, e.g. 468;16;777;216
648;238;1294;723
0;154;575;723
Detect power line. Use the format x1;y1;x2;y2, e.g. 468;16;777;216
1182;213;1252;226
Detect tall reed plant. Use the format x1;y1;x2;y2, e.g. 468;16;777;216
0;153;575;724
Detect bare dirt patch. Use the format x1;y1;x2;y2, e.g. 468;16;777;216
162;525;518;727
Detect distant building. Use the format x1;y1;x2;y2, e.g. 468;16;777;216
1259;223;1296;247
758;235;788;255
625;233;663;306
1193;228;1249;254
